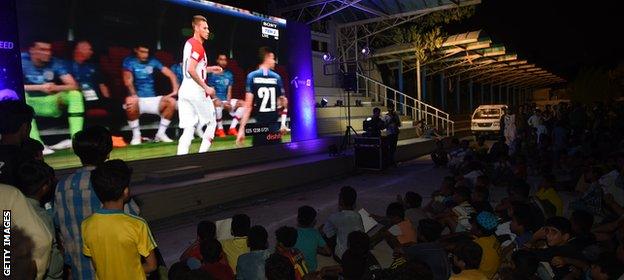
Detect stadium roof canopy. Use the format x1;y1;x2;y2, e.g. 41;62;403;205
269;0;480;26
373;30;566;88
269;0;481;66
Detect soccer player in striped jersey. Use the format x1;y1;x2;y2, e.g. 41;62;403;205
176;15;223;155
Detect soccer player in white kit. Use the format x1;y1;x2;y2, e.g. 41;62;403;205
176;15;223;155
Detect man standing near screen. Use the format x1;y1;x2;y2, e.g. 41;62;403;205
236;47;289;147
122;43;178;145
207;53;245;137
176;15;223;155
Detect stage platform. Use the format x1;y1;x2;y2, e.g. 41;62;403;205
86;135;439;223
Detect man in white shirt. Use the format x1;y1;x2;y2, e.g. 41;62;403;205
0;184;53;280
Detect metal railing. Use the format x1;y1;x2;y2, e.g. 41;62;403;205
356;73;455;136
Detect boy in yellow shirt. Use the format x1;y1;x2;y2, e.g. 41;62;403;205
535;174;563;216
221;214;251;269
450;241;487;280
470;211;501;279
81;160;158;279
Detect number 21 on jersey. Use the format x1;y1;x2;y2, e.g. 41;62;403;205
258;87;276;112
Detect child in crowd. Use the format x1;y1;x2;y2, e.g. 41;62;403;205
469;211;501;279
586;253;624;280
535;173;563;216
21;137;45;161
16;160;63;280
401;191;428;228
321;231;382;280
237;225;271;280
81;160;158;279
442;186;474;232
402;219;450;280
322;186;364;260
571;167;606;219
294;206;331;272
265;253;296;280
474;175;492;190
472;136;489;162
568;210;596;249
179;220;217;266
373;202;416;249
275;226;309;280
499;250;539;280
221;214;251;269
431;140;449;167
449;240;487;280
471;184;493;213
200;239;234;280
509;203;535;249
526;217;585;279
425;176;456;215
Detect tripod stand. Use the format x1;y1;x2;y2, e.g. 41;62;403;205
340;87;359;152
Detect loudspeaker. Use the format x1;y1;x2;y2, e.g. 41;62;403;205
354;137;388;170
342;72;357;92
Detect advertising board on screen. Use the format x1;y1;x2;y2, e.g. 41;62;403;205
16;0;294;169
0;0;23;101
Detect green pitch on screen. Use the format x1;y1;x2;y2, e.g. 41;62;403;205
44;134;291;170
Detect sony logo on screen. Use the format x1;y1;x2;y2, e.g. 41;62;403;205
0;41;14;50
262;21;277;29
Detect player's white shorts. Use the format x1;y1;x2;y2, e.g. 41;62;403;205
138;96;162;115
178;86;215;129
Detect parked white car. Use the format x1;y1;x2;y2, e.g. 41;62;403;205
471;105;507;136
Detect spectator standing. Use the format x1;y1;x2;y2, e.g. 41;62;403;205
0;101;35;186
384;104;402;166
81;160;158;279
0;183;53;280
16;160;64;280
54;126;140;279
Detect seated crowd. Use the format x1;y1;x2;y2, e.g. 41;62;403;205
2;98;624;280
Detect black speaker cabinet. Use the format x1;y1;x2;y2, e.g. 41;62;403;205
354;136;388;170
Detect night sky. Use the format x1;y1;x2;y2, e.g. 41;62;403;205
448;0;622;81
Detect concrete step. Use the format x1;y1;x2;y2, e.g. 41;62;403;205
135;154;354;222
316;106;378;119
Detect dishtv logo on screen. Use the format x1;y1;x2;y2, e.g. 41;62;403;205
261;22;279;40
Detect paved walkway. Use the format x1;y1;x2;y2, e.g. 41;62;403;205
151;153;571;269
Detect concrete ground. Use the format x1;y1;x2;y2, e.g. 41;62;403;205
152;155;482;268
151;152;573;270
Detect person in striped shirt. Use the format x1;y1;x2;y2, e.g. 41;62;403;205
53;126;140;279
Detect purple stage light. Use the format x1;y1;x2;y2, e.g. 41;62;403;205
0;0;24;101
287;22;317;142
